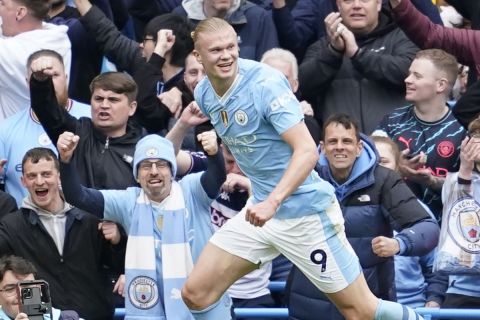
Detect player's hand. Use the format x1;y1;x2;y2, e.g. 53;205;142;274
158;87;182;118
245;199;278;227
57;131;80;163
222;173;251;193
154;29;176;58
113;274;126;297
371;236;400;257
197;130;218;156
15;313;29;320
30;56;56;81
99;220;121;245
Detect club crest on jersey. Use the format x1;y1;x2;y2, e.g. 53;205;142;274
437;140;454;158
447;197;480;254
128;276;159;309
220;110;229;127
234;110;248;126
146;148;158;157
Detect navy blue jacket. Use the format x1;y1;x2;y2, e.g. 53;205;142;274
174;0;278;61
286;135;439;320
272;0;443;61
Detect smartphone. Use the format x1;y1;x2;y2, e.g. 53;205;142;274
17;280;52;320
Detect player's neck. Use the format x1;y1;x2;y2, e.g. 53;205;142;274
211;75;237;97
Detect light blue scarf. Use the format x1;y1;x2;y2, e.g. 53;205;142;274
125;182;194;319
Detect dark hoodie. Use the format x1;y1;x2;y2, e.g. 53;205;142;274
30;76;143;191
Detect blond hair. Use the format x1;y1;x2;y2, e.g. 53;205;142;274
192;17;234;48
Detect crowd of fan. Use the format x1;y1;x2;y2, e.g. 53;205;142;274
0;0;480;319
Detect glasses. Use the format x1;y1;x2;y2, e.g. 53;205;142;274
142;36;156;46
0;284;17;297
139;160;169;171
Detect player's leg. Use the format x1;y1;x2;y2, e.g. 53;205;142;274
182;242;257;319
275;198;424;320
182;208;279;320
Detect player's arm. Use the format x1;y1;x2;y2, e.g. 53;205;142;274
246;121;318;226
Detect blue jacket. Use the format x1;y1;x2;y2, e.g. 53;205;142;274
174;0;278;61
286;135;439;320
272;0;443;61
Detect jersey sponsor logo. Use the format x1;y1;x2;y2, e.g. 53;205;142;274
447;197;480;254
437;141;455;158
220;110;229;127
38;133;52;146
128;276;159;309
234;110;248;126
269;91;296;112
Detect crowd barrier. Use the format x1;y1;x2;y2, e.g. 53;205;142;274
113;281;480;319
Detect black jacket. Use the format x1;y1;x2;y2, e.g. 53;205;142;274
0;207;126;320
30;76;143;192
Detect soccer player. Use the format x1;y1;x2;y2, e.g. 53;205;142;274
180;17;425;320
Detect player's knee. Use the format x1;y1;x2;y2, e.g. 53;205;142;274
181;282;213;310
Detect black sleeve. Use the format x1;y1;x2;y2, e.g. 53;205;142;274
30;77;79;145
0;191;17;220
60;162;105;218
380;167;431;228
422;253;448;305
132;53;172;133
452;79;480;130
101;222;126;273
200;151;226;199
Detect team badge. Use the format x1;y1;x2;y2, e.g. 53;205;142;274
128;276;159;309
447;197;480;254
437;141;454;158
220;110;229;127
38;133;52;146
234;110;248;126
146;148;158;157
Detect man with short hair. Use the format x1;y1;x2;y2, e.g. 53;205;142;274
181;17;427;320
0;0;71;120
299;0;418;133
0;148;126;320
0;49;90;205
29;54;142;191
286;113;440;319
375;49;466;220
0;255;82;320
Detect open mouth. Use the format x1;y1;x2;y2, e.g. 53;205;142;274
334;154;348;159
98;112;110;120
35;188;48;197
218;62;233;72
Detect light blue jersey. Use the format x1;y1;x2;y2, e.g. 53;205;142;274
195;58;334;219
100;172;214;315
0;100;90;205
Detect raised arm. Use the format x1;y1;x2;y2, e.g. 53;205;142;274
390;0;479;67
29;57;79;145
57;132;105;217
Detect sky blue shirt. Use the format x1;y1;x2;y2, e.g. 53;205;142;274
195;58;334;219
0;100;90;205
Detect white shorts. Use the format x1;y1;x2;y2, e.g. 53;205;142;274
209;197;361;293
